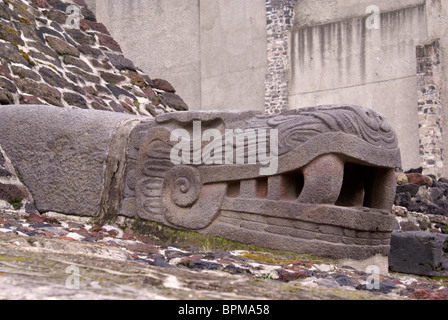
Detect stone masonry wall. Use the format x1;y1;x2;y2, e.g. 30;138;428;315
416;39;443;178
0;0;188;116
264;0;296;115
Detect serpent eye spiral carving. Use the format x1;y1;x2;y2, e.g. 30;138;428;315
164;166;201;208
162;165;227;230
136;129;227;230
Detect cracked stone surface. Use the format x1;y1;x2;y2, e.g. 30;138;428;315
0;208;447;300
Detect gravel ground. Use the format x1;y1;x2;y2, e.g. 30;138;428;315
0;208;448;301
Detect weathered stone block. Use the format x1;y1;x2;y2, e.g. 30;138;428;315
0;105;142;216
0;77;18;94
28;40;60;62
81;7;96;22
0;24;24;46
62;56;93;73
39;67;70;88
406;173;433;187
0;43;29;65
46;0;68;11
63;92;87;109
389;231;448;277
100;71;126;85
31;0;48;9
80;19;111;35
396;183;420;197
46;35;80;57
0;89;14;105
38;26;63;39
106;83;136;101
16;78;62;106
0;183;28;202
11;65;41;82
159;92;188;111
152;79;176;92
66;66;101;84
77;44;102;58
66;28;96;46
96;33;122;53
19;94;43;105
106;53;136;72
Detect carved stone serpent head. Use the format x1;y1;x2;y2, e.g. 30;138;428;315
0;104;401;264
129;105;401;261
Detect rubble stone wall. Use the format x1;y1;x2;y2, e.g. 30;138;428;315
416;40;444;178
0;0;188;116
265;0;296;115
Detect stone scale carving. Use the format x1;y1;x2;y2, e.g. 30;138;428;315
0;104;401;264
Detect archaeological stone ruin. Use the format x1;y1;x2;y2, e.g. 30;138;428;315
0;103;401;270
2;0;448;280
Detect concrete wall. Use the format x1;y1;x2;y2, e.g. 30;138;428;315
293;0;426;28
290;1;429;171
93;0;201;110
91;0;267;112
199;0;267;112
425;0;448;177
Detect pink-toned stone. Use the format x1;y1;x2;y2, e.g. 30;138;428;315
46;36;80;57
406;173;433;187
31;0;48;8
73;0;88;7
152;79;176;92
20;95;43;105
80;19;110;35
96;33;122;53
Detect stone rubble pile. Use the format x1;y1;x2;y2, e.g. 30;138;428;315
389;167;448;278
0;208;448;300
0;145;35;212
0;0;188;115
393;167;448;233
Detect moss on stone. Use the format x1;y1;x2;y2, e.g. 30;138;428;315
4;28;17;35
18;49;35;66
0;254;32;263
9;198;22;210
106;216;333;263
0;25;23;46
240;252;299;265
48;64;58;72
18;17;31;25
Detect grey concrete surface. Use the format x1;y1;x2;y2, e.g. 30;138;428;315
91;0;267;112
